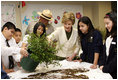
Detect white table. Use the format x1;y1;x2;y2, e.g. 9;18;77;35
8;60;112;79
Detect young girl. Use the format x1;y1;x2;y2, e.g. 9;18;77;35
75;16;103;69
100;11;117;79
47;12;82;61
22;22;46;48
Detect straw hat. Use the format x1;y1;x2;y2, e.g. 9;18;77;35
37;9;53;21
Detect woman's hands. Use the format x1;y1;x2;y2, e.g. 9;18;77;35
66;53;77;61
73;59;82;62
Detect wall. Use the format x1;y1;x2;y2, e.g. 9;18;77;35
1;1;111;37
21;1;84;36
1;1;22;30
98;2;111;28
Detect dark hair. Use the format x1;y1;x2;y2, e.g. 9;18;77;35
77;16;94;40
104;11;117;38
33;22;46;37
2;22;16;32
15;28;21;32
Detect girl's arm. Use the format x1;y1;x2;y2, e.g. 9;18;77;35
91;31;103;69
90;53;99;69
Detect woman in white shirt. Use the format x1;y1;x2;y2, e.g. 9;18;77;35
47;12;82;61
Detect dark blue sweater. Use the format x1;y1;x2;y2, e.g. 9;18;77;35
80;30;103;65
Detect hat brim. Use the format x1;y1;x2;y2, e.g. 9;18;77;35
37;12;53;21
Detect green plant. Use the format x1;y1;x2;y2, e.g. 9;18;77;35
27;33;60;66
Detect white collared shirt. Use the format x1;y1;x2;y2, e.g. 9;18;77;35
1;33;21;69
106;36;113;56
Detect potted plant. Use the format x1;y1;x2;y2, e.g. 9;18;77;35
20;33;60;72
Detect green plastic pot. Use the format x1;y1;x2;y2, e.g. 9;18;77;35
55;56;66;60
20;55;39;72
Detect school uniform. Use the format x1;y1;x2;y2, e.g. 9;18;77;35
80;30;103;65
47;26;82;57
102;36;117;79
1;33;21;69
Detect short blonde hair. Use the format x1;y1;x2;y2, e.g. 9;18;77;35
62;12;75;25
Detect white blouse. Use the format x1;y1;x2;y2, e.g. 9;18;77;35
106;36;113;56
47;26;82;57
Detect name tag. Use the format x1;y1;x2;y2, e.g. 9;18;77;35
111;42;116;45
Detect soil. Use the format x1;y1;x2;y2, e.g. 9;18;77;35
22;68;89;79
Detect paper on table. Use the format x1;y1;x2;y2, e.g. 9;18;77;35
8;60;112;79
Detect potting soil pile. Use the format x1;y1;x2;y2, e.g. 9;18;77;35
8;60;112;79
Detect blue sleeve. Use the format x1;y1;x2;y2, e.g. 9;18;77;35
80;53;86;61
93;31;103;54
1;65;10;79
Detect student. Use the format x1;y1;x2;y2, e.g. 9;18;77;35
22;22;46;48
13;28;23;69
13;28;22;48
74;16;103;69
1;22;28;73
47;12;82;61
100;11;117;79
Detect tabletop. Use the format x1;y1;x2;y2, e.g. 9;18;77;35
8;60;112;79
